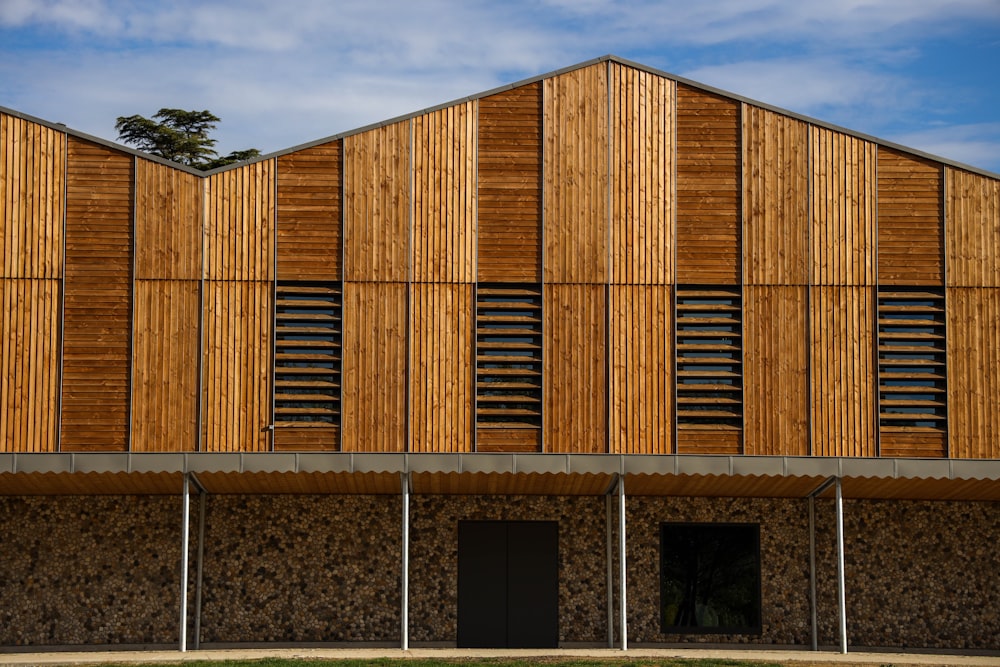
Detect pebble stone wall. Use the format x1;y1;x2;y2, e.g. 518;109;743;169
0;493;996;649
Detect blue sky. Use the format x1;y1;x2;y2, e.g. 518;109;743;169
2;0;999;173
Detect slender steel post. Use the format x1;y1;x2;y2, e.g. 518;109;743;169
193;485;207;650
618;474;627;651
179;474;190;652
835;477;847;654
401;471;410;651
605;489;614;648
809;495;817;651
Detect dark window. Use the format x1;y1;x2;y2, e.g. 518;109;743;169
877;288;947;430
273;282;342;429
660;523;761;634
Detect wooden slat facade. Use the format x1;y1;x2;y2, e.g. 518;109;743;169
609;285;671;454
610;63;672;285
410;283;473;452
543;64;609;284
675;85;741;284
947;288;1000;459
343;121;411;282
1;115;64;279
810;127;877;286
200;281;271;452
809;286;876;456
413;103;476;283
947;168;1000;287
543;284;606;452
477;83;542;282
743;285;809;455
276;140;342;281
135;159;202;280
131;280;200;451
877;147;944;285
204;161;275;282
60;138;133;452
341;282;407;452
743;106;809;286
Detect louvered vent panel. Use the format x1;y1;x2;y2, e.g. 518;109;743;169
676;287;743;431
878;289;947;431
274;283;342;433
476;284;542;451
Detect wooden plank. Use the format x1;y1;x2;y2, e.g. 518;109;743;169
947;287;1000;458
946;168;1000;287
543;284;606;452
341;282;407;451
880;430;946;458
343;121;411;282
810;127;877;286
412;102;476;283
0;114;65;279
610;64;672;285
204;160;275;281
478;83;542;282
201;280;271;452
743;285;808;455
409;283;473;452
134;159;202;280
877;147;944;285
809;286;876;456
131;280;200;451
276;140;343;281
60;137;133;452
675;85;741;284
543;64;609;284
676;428;742;455
743;106;809;286
609;284;671;453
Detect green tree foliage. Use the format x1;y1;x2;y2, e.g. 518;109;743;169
115;108;260;170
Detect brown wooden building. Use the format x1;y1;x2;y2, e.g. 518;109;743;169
1;56;999;653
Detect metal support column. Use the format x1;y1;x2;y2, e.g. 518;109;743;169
809;495;817;651
179;473;190;652
401;471;410;651
835;477;848;654
605;480;616;648
193;474;207;650
618;473;627;651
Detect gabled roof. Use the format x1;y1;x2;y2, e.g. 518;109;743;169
2;54;998;180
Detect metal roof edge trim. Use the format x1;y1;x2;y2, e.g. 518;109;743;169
4;453;1000;480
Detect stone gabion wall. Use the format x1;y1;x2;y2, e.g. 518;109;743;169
1;493;997;649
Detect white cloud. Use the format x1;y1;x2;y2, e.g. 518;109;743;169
890;123;1000;174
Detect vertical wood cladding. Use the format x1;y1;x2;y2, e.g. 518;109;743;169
675;85;741;284
1;279;60;452
410;283;473;452
544;64;609;283
810;286;876;456
341;282;407;452
810;128;877;286
611;64;672;285
477;83;542;282
135;159;202;280
1;114;64;279
743;285;808;455
544;284;606;452
204;161;275;281
947;168;1000;287
877;147;944;285
743;106;809;286
948;288;1000;458
61;138;133;452
413;103;476;283
0;116;63;453
344;121;411;282
201;281;271;452
276;140;342;281
131;280;199;451
609;285;671;453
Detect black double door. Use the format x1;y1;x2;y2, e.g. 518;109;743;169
457;520;558;648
